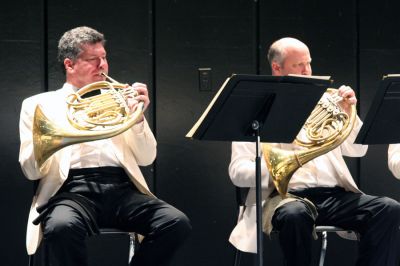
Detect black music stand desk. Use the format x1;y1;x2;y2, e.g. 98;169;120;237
186;74;331;266
356;74;400;144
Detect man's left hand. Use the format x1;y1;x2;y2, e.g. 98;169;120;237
337;85;357;115
126;82;150;123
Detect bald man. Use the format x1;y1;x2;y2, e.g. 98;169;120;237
228;37;400;266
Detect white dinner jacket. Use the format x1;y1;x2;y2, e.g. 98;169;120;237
19;83;157;255
388;144;400;179
228;117;368;253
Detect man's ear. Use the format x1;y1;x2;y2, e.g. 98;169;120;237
64;58;74;73
271;62;281;75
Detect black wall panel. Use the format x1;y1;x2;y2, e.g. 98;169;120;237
259;0;358;85
0;1;44;265
359;0;400;200
2;1;400;265
155;1;255;265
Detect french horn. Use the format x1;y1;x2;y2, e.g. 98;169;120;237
33;73;144;171
262;88;356;198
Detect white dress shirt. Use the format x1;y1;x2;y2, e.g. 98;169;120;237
68;84;125;169
70;140;121;169
283;129;339;189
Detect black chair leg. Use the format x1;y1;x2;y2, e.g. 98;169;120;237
128;233;137;265
233;248;241;266
28;254;34;266
318;231;328;266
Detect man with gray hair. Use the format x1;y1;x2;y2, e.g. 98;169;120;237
228;37;400;265
19;26;191;266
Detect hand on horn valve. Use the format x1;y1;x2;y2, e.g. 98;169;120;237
337;85;357;115
126;82;150;123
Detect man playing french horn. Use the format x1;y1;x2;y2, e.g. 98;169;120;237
228;37;400;266
19;26;191;266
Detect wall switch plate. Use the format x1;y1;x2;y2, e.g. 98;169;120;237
198;68;212;91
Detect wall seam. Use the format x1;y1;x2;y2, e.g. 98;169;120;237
355;0;362;187
254;0;260;75
42;0;49;92
149;0;157;194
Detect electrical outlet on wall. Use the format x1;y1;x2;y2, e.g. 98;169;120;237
198;68;212;91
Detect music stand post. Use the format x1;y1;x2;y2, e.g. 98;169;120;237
252;120;264;265
186;74;331;266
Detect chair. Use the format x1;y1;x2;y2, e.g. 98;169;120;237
28;229;139;266
232;187;358;266
314;225;356;266
97;228;139;265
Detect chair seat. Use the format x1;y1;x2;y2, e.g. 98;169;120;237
315;225;350;232
99;228;133;235
315;226;357;266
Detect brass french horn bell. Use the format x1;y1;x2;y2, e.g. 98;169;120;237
262;88;356;198
33;73;144;171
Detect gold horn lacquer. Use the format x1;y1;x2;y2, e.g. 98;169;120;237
262;88;356;198
33;74;144;171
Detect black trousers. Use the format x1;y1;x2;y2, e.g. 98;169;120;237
40;167;192;266
271;186;400;266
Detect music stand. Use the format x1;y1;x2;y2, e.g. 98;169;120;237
186;73;331;266
356;74;400;144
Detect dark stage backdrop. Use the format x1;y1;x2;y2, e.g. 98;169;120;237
1;0;400;265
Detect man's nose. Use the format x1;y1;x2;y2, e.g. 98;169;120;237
99;57;107;68
302;65;312;75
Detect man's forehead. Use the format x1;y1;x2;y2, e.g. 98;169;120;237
285;48;310;60
79;43;106;56
285;45;309;54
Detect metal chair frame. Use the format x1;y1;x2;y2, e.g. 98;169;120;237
315;226;356;266
28;228;138;266
233;225;356;266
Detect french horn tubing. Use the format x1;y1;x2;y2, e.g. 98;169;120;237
262;88;356;198
33;73;144;171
